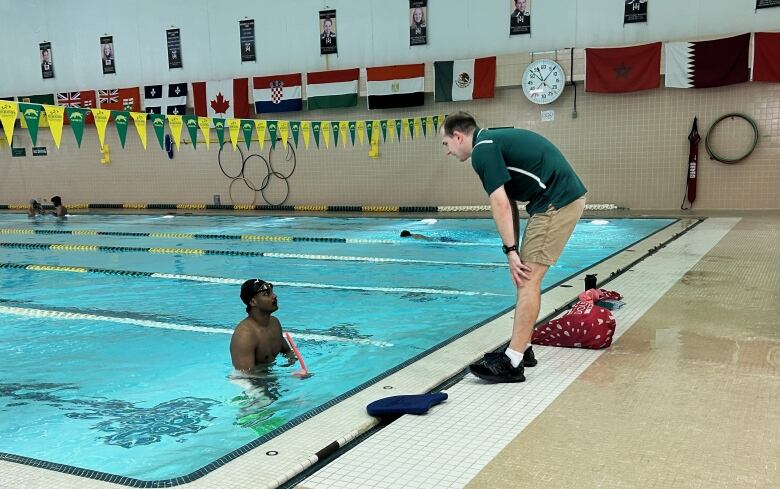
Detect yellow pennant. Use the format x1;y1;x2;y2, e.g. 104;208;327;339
278;120;289;149
414;118;422;138
356;120;365;146
92;108;111;149
426;116;435;135
227;118;241;150
321;120;330;148
339;121;348;147
198;117;211;150
130;112;147;149
301;121;311;149
372;120;381;144
401;119;410;141
0;101;18;144
167;115;183;149
43;105;65;148
387;119;395;142
254;120;267;150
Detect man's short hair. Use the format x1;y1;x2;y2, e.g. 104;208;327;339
400;230;411;237
442;112;477;136
51;195;62;206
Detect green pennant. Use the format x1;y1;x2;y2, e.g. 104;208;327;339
312;121;321;148
394;119;402;142
213;118;226;148
112;110;130;148
267;120;278;149
18;103;42;146
330;121;340;147
407;118;415;140
348;121;356;146
421;117;428;137
433;115;440;131
150;114;167;150
241;119;254;149
65;107;88;147
365;120;374;143
380;120;388;142
183;115;199;149
290;121;300;147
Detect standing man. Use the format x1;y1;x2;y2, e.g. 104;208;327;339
440;112;587;383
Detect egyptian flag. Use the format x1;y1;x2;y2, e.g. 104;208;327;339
56;91;97;124
753;32;780;82
252;73;303;113
366;64;424;109
98;87;141;111
192;78;250;119
585;43;661;93
434;57;496;102
144;83;188;115
665;34;750;88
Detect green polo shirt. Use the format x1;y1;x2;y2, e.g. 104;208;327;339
470;127;586;215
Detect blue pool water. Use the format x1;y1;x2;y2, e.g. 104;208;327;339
0;214;674;480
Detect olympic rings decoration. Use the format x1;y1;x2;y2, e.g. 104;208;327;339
218;140;297;206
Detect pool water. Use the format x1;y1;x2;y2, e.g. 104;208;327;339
0;214;674;480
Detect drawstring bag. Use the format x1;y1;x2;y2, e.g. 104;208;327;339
532;289;621;349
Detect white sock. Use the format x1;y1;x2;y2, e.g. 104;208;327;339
504;347;524;368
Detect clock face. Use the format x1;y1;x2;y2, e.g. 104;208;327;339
522;59;565;105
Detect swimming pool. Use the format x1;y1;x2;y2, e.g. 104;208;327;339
0;214;675;481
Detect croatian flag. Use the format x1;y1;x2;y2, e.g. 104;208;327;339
252;73;303;113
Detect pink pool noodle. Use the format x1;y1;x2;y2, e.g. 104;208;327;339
284;332;309;377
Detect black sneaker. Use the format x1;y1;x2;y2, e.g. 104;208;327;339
469;354;526;383
480;346;537;368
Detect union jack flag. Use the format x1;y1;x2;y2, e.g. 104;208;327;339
57;92;81;107
99;89;119;105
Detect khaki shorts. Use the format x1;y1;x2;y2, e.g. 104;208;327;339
520;196;586;266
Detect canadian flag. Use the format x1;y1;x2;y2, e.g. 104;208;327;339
192;78;250;119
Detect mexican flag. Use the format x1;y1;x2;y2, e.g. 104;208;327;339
434;57;496;102
306;68;359;110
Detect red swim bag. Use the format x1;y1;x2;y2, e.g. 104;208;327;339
532;289;620;349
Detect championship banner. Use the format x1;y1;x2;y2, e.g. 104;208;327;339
43;105;64;148
319;10;337;55
113;111;130;148
131;112;148;149
267;120;278;149
213;118;226;148
40;42;54;79
100;36;115;74
510;0;531;36
92;108;111;149
409;1;427;46
301;121;311;149
198;117;211;150
0;100;17;143
278;120;289;148
253;119;266;150
167;114;183;150
65;108;88;147
150;113;167;150
167;28;183;69
242;119;255;149
183;115;198;149
756;0;780;8
227;118;241;150
239;19;256;62
624;0;648;24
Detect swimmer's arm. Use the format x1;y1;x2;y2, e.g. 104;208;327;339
230;329;257;372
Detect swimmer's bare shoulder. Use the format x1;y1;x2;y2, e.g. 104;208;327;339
230;319;260;371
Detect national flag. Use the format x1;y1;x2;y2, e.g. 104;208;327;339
192;78;250;119
584;43;661;93
252;73;303;113
366;64;424;109
665;33;750;89
57;91;97;124
753;32;780;82
306;68;359;110
144;83;188;115
434;57;496;102
98;87;141;111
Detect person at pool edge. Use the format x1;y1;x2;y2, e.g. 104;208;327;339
440;111;587;383
230;279;295;371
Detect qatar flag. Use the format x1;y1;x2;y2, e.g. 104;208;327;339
665;33;750;89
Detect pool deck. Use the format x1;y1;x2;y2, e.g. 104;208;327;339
2;215;778;489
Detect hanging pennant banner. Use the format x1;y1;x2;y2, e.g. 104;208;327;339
330;121;340;147
340;121;349;147
150;113;167;150
278;120;289;148
213;118;226;148
242;119;255;149
402;119;411;140
290;121;301;147
198;117;211;150
365;120;373;144
100;36;116;74
414;118;422;138
267;120;278;149
167;114;183;149
624;0;648;24
254;119;267;150
380;120;388;142
319;10;337;55
395;119;403;141
183;115;198;149
40;42;54;79
321;121;331;148
312;121;321;148
421;116;428;136
113;111;130;148
167;28;183;69
301;121;311;149
227;118;241;150
239;19;256;62
0;101;17;143
354;121;362;145
65;107;88;147
432;115;440;131
92;108;111;149
18;103;43;145
510;0;531;35
409;1;428;46
131;112;148;149
43;104;64;146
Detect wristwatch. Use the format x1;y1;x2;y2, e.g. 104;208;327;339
502;244;518;254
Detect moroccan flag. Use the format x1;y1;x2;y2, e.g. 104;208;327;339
306;68;359;110
434;57;496;101
192;78;250;119
753;32;780;82
252;73;303;113
57;91;97;124
665;34;750;88
98;87;141;111
585;43;661;93
366;63;424;109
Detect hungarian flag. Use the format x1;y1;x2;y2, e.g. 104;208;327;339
665;33;750;88
252;73;303;113
98;87;141;111
306;68;359;110
585;43;661;93
192;78;250;119
144;83;188;115
753;32;780;82
434;57;496;102
366;63;424;109
57;91;97;124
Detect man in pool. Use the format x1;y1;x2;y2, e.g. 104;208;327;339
230;279;295;372
440;111;587;383
400;230;459;242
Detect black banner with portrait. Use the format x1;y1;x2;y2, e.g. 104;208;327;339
239;19;256;62
39;42;54;79
167;28;182;69
624;0;648;24
409;0;427;46
510;0;531;36
756;0;780;8
100;36;115;74
319;10;337;55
